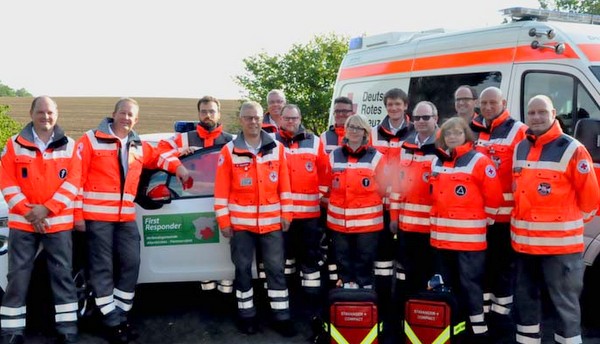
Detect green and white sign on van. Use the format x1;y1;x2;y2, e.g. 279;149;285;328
142;212;219;246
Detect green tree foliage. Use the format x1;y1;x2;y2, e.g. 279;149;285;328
539;0;600;13
0;105;23;150
235;33;348;134
0;81;32;97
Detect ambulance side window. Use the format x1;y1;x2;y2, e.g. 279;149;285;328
576;84;600;124
408;72;501;122
523;72;574;134
523;72;600;135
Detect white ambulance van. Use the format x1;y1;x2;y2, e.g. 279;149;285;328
329;7;600;270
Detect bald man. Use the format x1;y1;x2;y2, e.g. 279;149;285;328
0;96;81;344
470;87;528;337
511;95;599;344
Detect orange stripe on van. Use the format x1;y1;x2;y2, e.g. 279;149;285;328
338;60;413;81
578;44;600;62
339;44;579;81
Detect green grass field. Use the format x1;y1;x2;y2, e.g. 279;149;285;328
0;97;242;140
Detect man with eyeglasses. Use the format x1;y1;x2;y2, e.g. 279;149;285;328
390;101;439;318
454;85;480;123
156;95;235;294
157;95;233;161
319;96;355;287
470;86;528;339
320;96;354;154
214;101;296;337
262;89;286;134
370;88;414;322
275;104;329;338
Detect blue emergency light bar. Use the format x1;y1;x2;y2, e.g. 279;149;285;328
173;121;199;133
349;37;363;50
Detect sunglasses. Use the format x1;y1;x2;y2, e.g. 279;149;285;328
413;115;432;121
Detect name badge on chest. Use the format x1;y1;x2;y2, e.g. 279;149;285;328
241;177;253;186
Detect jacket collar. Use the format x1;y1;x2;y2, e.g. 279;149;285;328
95;117;141;145
526;120;562;146
277;125;309;144
471;109;510;133
435;141;474;162
232;130;277;156
16;122;68;150
378;114;413;139
196;123;223;139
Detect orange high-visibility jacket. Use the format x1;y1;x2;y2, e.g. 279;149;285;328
74;118;175;223
1;123;81;233
276;128;330;219
389;132;438;233
320;125;346;154
471;110;528;222
370;115;415;208
511;121;600;255
156;124;233;172
214;131;292;234
326;144;386;233
429;142;503;251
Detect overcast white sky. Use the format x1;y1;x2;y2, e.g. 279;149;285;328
1;0;540;99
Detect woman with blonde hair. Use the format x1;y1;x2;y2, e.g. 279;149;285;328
429;117;503;342
325;114;387;289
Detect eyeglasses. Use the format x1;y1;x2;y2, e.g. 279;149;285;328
334;109;353;115
413;115;432;121
281;116;300;122
347;125;365;133
443;130;465;138
200;110;218;116
240;116;262;122
455;97;475;103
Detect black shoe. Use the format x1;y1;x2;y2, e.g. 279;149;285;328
120;321;139;341
107;325;129;344
272;319;297;337
237;317;259;335
3;334;24;344
55;333;78;344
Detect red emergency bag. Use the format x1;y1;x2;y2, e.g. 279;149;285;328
404;291;466;344
326;288;381;344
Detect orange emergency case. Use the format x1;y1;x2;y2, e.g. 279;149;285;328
327;288;380;344
404;291;465;344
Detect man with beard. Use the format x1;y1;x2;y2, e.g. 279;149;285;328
275;104;329;338
157;95;233;164
157;95;234;294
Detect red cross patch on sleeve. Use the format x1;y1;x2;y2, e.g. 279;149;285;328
577;159;591;174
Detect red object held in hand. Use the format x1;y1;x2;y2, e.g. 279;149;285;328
183;176;194;190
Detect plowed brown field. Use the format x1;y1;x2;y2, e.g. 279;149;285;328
0;97;242;140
